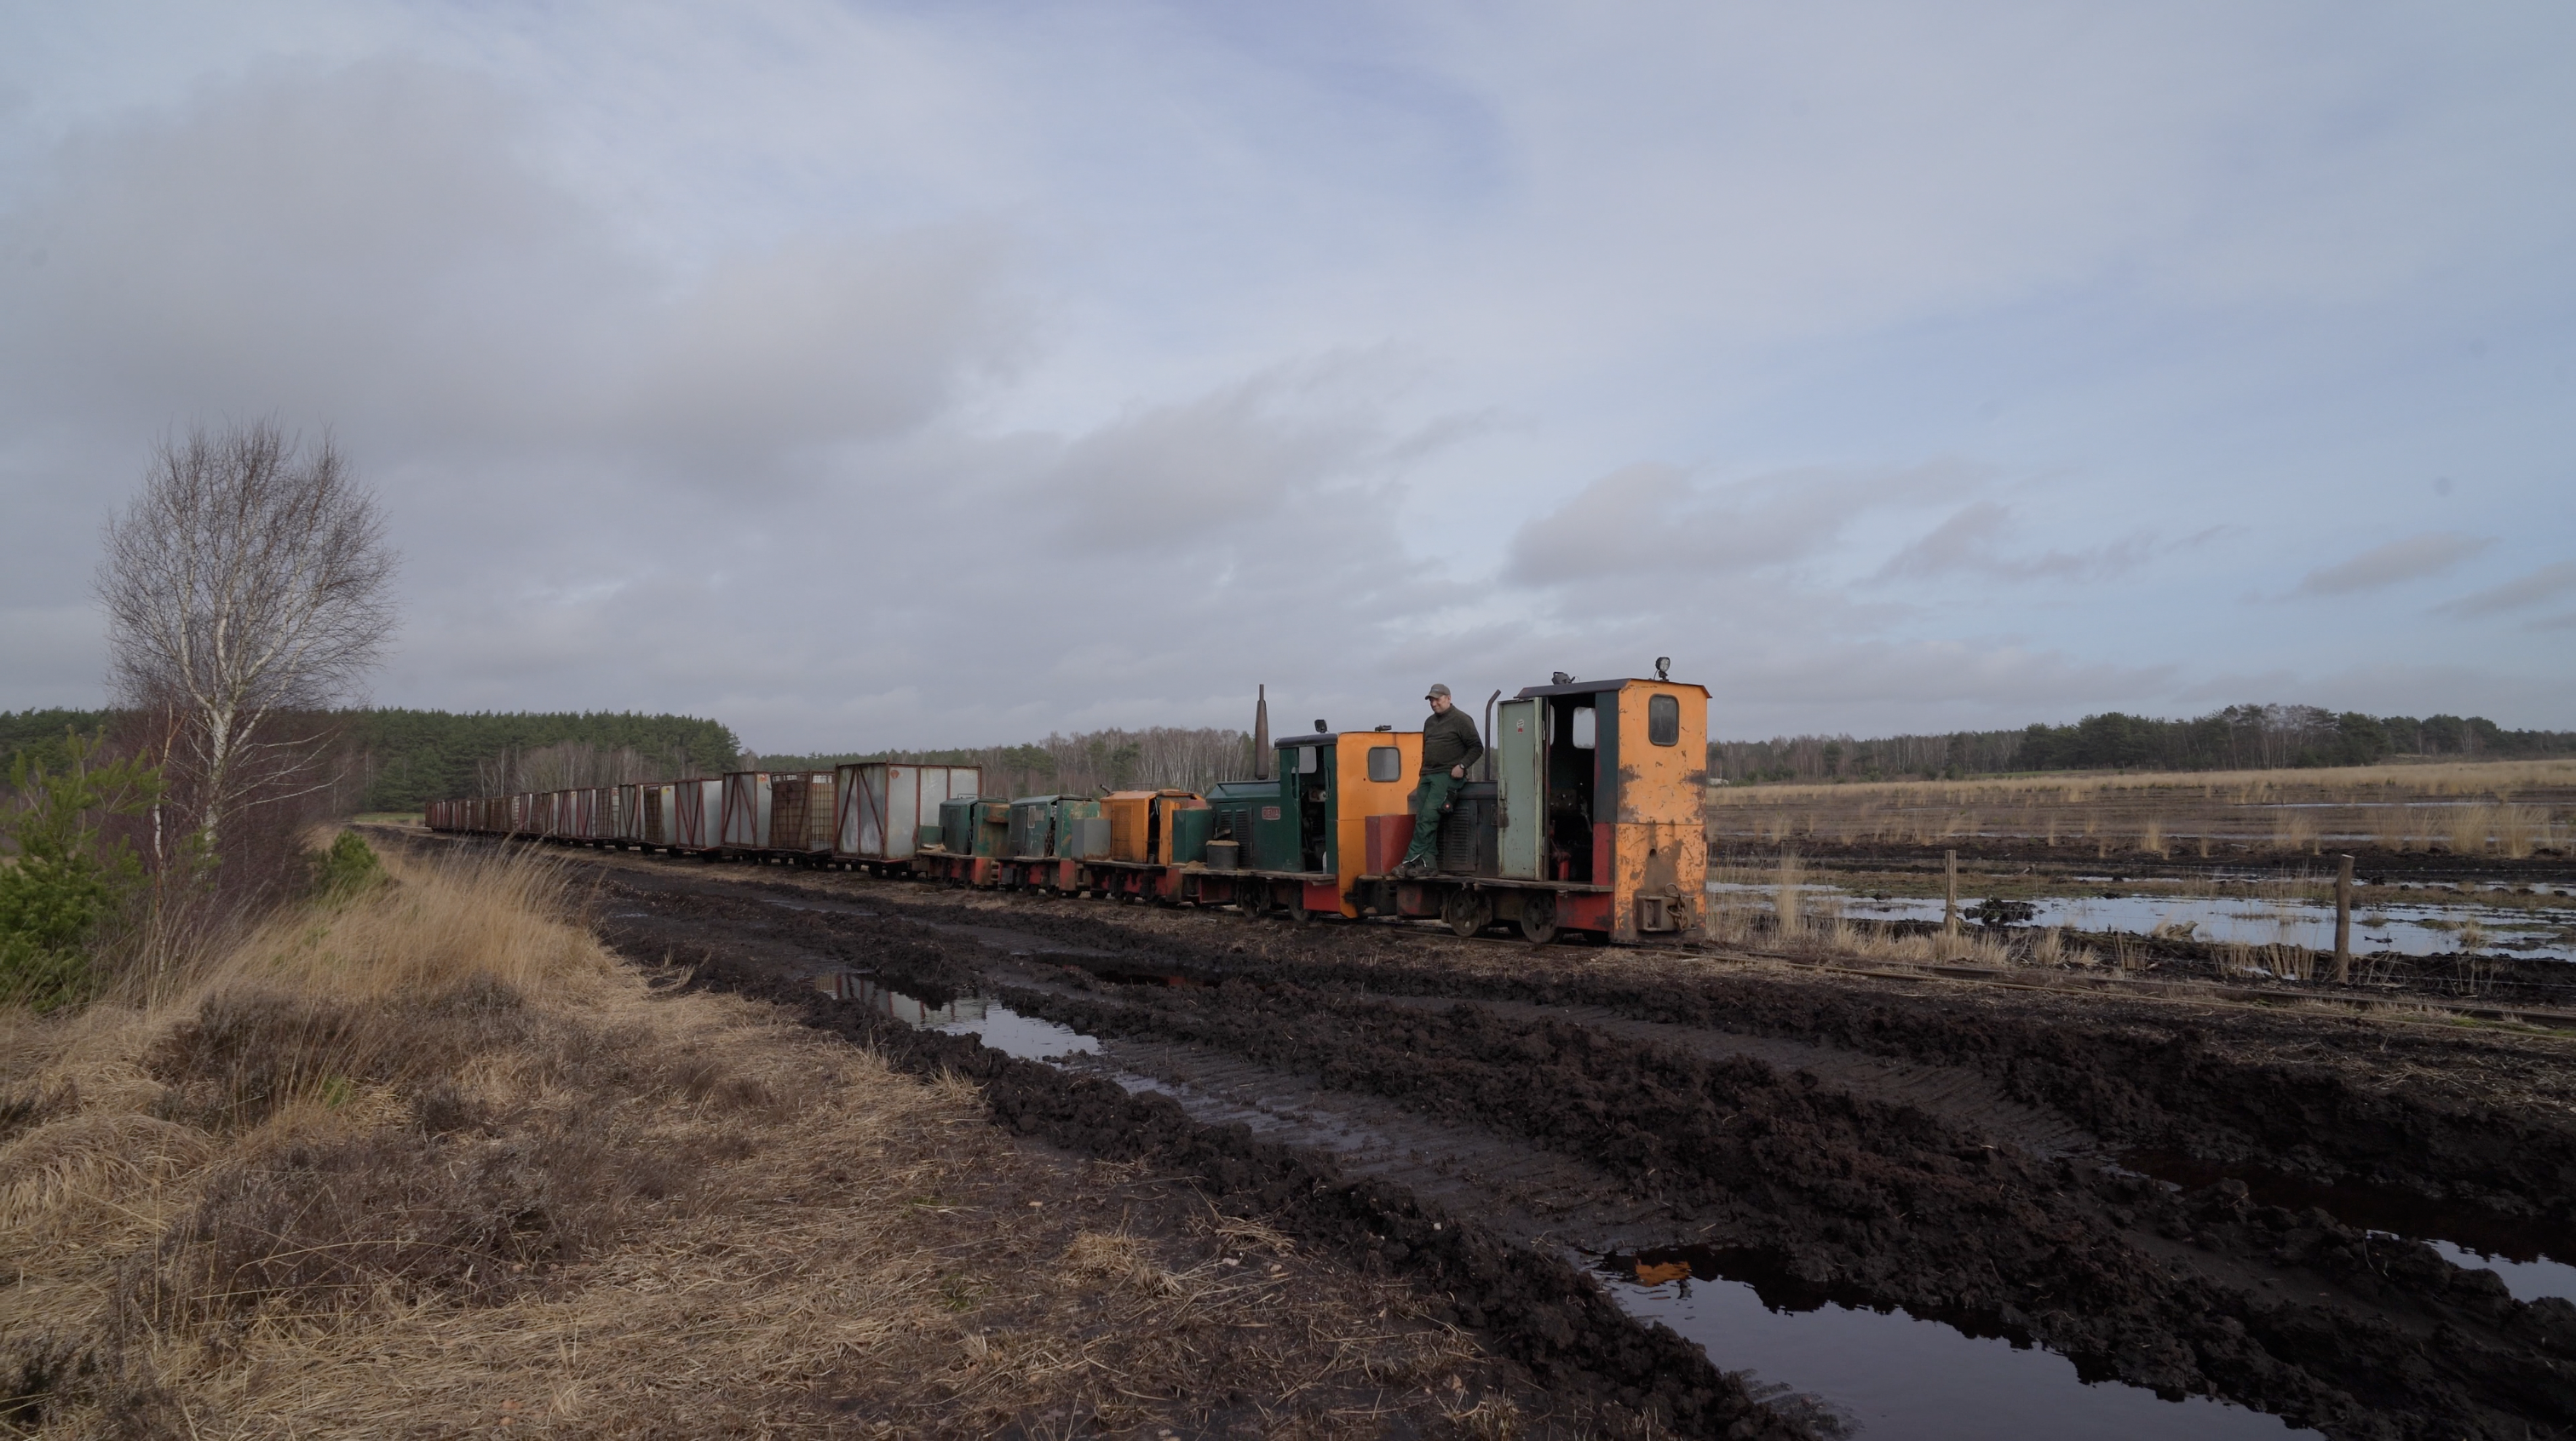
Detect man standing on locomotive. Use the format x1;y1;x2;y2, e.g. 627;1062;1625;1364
1395;683;1484;876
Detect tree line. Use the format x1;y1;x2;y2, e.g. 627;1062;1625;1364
339;709;740;810
756;726;1261;801
1711;703;2576;784
7;707;743;814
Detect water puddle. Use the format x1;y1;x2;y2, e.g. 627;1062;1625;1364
2424;1240;2576;1306
2125;1151;2576;1303
1710;883;2576;961
1594;1246;2316;1438
816;972;1100;1060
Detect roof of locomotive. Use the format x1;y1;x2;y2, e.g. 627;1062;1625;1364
1276;727;1410;748
1512;677;1712;699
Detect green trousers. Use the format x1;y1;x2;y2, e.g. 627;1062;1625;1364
1400;772;1464;869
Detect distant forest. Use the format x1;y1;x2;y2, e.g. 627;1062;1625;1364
14;701;2568;808
2;708;740;812
756;726;1258;801
1711;703;2576;784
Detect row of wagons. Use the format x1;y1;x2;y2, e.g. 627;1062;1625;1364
426;673;1716;944
423;762;982;872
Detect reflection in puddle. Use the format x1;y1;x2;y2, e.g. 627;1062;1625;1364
2425;1239;2576;1306
938;1005;1100;1060
1710;882;2576;961
1595;1247;2314;1439
2124;1151;2576;1304
817;972;1099;1060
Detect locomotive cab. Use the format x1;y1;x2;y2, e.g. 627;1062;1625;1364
1369;675;1708;943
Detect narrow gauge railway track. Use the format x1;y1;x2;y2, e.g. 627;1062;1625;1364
520;838;2576;1441
438;817;2576;1040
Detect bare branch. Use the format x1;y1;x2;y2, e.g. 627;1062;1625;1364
97;419;399;854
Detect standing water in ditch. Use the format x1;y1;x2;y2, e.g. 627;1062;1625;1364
1711;880;2576;960
817;971;1100;1060
1596;1247;2318;1438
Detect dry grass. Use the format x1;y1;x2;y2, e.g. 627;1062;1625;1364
1774;849;1806;939
1709;757;2576;856
2;841;1531;1438
1712;757;2576;810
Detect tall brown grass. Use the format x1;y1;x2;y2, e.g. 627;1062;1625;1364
1774;848;1806;939
2272;808;2320;854
2497;806;2546;859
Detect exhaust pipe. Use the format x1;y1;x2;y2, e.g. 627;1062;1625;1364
1481;689;1502;780
1253;684;1270;780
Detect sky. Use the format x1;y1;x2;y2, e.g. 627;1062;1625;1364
2;0;2571;753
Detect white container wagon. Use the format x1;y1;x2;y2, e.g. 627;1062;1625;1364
835;763;980;871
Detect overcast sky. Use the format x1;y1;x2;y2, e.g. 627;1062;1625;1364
3;2;2571;751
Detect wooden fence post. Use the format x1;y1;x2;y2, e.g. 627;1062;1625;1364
1943;848;1958;939
2335;853;2354;984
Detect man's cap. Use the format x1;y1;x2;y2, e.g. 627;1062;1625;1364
1425;683;1452;699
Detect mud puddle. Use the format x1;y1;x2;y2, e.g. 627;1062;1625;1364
1714;882;2576;960
2125;1150;2576;1303
818;971;1100;1060
1596;1246;2316;1439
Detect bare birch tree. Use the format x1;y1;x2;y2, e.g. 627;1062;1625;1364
97;421;398;861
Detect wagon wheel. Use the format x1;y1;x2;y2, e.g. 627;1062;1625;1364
1518;891;1559;944
1442;888;1494;939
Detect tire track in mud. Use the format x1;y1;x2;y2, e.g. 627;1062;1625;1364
575;857;2576;1439
986;968;2576;1438
939;891;2576;1226
1363;993;2104;1161
1053;1037;1692;1249
590;876;1811;1440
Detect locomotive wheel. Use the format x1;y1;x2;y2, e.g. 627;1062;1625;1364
1442;888;1493;939
1517;892;1559;944
1241;883;1273;917
1284;888;1312;925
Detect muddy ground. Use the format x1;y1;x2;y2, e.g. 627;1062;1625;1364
526;840;2576;1439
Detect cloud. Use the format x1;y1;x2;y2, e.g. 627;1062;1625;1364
4;6;2573;747
0;604;106;710
0;59;1023;469
1874;501;2159;583
1039;355;1429;551
2431;560;2576;619
1503;460;1977;587
2290;532;2492;597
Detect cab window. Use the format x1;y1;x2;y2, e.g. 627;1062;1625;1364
1366;746;1401;782
1648;694;1680;746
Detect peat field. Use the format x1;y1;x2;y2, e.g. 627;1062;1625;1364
549;844;2576;1440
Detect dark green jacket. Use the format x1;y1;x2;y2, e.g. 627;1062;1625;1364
1420;707;1484;776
